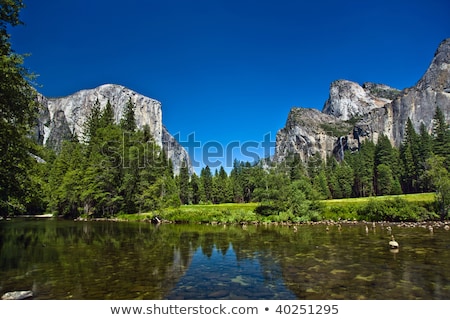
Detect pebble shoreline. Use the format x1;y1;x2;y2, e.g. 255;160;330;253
72;216;450;230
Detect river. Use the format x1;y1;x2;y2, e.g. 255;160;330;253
1;218;449;299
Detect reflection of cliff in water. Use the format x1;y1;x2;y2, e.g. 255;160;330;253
165;225;298;299
3;221;450;299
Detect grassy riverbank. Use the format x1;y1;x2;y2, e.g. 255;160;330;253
320;192;436;221
115;193;438;224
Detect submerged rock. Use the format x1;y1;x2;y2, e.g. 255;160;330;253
1;290;33;300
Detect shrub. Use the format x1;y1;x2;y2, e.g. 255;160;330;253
254;203;281;216
357;198;436;222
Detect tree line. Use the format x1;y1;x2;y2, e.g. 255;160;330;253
1;1;449;220
178;106;450;220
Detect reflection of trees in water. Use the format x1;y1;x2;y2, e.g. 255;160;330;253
0;220;197;299
2;221;450;299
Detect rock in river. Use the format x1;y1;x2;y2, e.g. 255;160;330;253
1;290;33;300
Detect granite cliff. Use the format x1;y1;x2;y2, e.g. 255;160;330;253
35;84;191;174
275;38;450;163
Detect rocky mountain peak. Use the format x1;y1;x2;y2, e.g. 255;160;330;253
276;38;450;163
321;80;399;121
36;84;191;174
416;38;450;92
45;84;163;146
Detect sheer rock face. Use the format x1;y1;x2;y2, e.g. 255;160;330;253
380;38;450;146
274;108;347;163
275;38;450;163
322;80;400;121
36;84;191;174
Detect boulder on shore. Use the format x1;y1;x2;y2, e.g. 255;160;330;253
1;290;33;300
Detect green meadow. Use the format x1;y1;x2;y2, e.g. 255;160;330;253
117;193;438;224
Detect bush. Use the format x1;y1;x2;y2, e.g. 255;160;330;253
321;204;359;221
357;198;436;222
254;203;281;216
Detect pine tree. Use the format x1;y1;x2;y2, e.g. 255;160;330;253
334;161;354;198
120;145;140;213
312;167;331;199
83;99;101;144
99;99;115;128
376;164;394;195
230;159;243;202
0;1;39;215
81;125;123;217
288;153;305;181
374;135;401;195
47;140;85;217
179;160;190;204
120;98;136;132
212;166;232;203
189;173;201;204
432;106;450;167
418;123;432;191
307;153;323;178
200;166;213;203
400;118;420;193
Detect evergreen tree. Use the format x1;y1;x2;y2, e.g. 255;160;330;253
83;99;101;144
431;106;450;167
0;0;39;215
374;135;401;195
189;173;201;204
179;160;190;204
212;166;232;203
81;125;123;217
99;99;115;128
346;140;375;197
288;181;309;216
47;140;85;217
376;164;394;195
307;153;323;179
200;166;213;203
400;118;420;193
418;123;433;191
326;157;342;199
120;98;136;132
261;169;291;209
359;140;375;197
230;159;243;202
240;162;256;203
136;141;163;212
120;144;140;213
334;161;354;198
312;166;331;199
288;153;305;181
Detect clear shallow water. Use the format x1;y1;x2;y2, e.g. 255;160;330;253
1;219;450;299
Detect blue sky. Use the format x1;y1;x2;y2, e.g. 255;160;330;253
10;0;450;173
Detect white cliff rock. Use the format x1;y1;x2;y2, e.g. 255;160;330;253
322;80;399;121
45;84;163;146
36;84;191;174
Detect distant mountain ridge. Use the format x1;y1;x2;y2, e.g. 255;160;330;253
35;84;191;174
275;38;450;163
